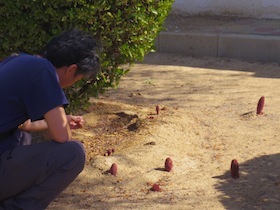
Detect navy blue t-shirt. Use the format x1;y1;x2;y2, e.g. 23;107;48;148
0;54;68;152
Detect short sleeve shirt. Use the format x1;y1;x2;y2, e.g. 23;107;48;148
0;54;68;133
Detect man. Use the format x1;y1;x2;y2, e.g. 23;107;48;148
0;29;101;209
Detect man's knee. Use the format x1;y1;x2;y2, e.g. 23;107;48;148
63;141;86;172
47;140;86;177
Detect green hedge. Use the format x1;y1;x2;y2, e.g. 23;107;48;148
0;0;174;113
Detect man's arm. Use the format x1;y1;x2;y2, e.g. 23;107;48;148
44;106;72;143
19;119;48;132
19;107;85;143
19;115;84;132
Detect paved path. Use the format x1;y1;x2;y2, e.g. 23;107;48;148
157;15;280;63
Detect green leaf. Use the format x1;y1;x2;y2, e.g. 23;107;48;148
0;0;175;113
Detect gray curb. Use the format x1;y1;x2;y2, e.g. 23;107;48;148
156;32;280;63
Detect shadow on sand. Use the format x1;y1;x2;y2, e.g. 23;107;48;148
214;153;280;210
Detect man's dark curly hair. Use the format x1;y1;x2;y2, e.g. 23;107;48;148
39;28;101;78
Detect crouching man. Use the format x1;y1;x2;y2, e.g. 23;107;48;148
0;29;101;209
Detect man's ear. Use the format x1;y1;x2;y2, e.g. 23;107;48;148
66;64;78;76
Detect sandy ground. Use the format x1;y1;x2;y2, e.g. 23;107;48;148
48;52;280;210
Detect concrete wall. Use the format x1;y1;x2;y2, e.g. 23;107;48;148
172;0;280;19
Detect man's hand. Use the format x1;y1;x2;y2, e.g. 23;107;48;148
67;115;84;129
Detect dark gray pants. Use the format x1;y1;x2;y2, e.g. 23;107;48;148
0;131;85;210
